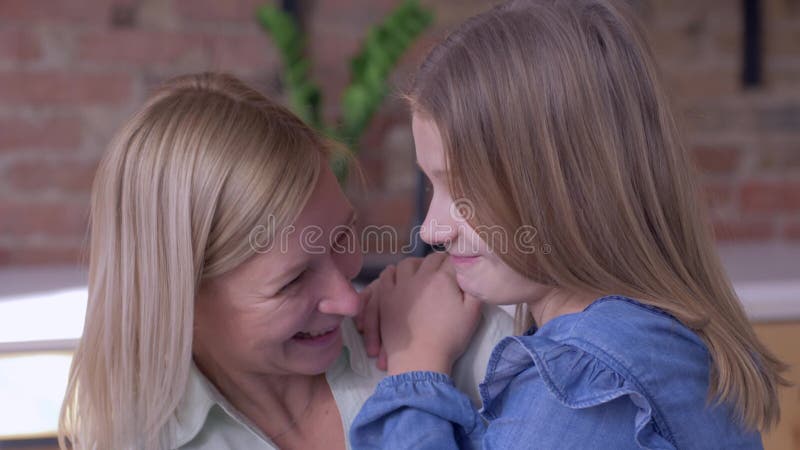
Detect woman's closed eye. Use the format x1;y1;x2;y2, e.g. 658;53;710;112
277;271;304;295
334;228;354;248
332;217;359;253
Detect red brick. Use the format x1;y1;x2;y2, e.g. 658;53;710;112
355;192;415;254
208;33;279;72
712;220;775;242
0;244;85;266
681;102;753;135
3;159;98;194
0;30;41;61
359;193;414;228
316;0;398;14
754;103;800;132
355;204;413;255
79;30;203;66
0;0;109;23
395;33;440;74
0;199;89;238
309;29;362;71
173;0;264;22
691;146;741;175
661;65;739;99
0;71;133;106
700;182;734;211
0;0;51;21
359;112;400;151
310;1;396;33
0;117;83;152
740;181;800;214
426;0;496;28
350;157;385;191
784;221;800;240
757;142;800;172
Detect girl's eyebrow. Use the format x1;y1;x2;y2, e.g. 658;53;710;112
415;160;446;180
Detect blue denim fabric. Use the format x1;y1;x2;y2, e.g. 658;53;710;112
350;296;763;449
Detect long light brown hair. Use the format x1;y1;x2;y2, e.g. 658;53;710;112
59;73;330;449
409;0;787;431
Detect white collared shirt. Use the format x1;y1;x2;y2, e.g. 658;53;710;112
168;305;513;449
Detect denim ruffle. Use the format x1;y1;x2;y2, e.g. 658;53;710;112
480;334;676;449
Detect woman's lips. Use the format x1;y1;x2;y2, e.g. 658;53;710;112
292;325;340;346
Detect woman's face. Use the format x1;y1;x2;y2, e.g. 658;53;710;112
413;114;550;306
193;165;363;377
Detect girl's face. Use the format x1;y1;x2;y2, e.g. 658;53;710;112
193;165;363;377
413;114;551;306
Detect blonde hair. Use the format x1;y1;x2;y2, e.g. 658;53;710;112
59;73;330;449
409;0;788;431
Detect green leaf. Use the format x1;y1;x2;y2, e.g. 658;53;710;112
257;0;434;184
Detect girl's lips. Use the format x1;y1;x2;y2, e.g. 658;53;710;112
291;325;340;347
450;254;480;266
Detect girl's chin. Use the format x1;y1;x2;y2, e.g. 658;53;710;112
455;274;491;303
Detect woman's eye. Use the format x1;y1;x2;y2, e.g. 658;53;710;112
278;271;304;294
333;224;357;251
336;229;352;244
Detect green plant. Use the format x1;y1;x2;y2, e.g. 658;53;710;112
257;0;433;183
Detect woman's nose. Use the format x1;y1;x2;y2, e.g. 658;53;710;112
317;268;362;317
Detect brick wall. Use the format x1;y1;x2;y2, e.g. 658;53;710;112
644;0;800;242
0;0;798;267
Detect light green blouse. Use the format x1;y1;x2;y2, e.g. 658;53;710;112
168;305;513;449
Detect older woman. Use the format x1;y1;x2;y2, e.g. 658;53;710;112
58;72;510;450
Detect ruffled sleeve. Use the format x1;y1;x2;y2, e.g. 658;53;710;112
480;335;676;450
350;371;484;449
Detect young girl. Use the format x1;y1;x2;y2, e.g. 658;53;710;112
350;0;787;448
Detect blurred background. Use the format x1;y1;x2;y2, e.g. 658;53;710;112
0;0;798;449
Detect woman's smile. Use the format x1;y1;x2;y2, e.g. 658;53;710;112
291;324;341;347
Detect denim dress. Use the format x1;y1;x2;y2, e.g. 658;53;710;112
350;296;763;449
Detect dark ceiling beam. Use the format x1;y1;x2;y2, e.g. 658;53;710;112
742;0;762;88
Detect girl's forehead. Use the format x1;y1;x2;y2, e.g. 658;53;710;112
412;115;447;174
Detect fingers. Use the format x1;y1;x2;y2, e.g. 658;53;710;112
354;283;373;332
362;264;397;358
463;291;483;318
363;284;381;357
419;251;448;274
377;347;388;371
378;264;397;289
440;261;455;278
395;257;422;282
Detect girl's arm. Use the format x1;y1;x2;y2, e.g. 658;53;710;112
351;365;650;450
350;372;483;450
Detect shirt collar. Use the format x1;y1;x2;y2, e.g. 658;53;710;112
169;362;218;448
169;318;368;448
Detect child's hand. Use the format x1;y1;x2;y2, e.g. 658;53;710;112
373;252;482;376
355;265;395;370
